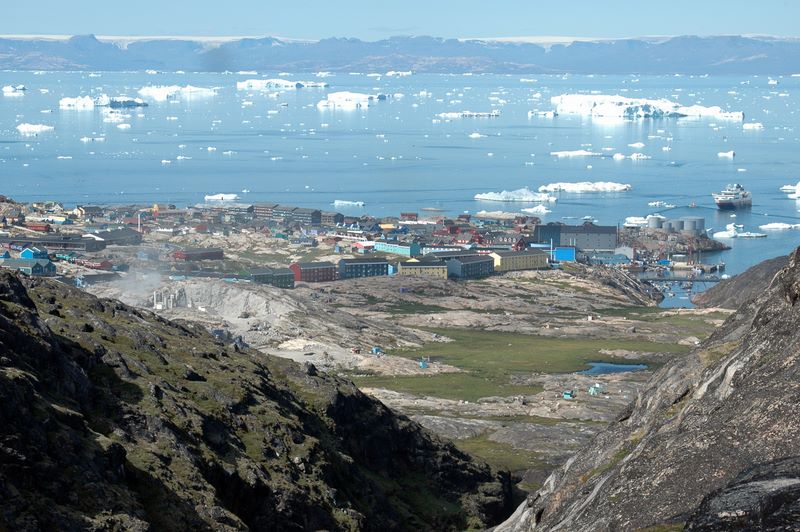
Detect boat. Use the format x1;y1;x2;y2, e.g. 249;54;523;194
712;183;752;210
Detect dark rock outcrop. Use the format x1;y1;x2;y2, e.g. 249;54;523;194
693;254;789;309
0;272;512;530
495;247;800;531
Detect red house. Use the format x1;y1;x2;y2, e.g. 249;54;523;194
289;261;336;282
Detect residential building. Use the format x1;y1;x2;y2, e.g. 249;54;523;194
446;255;495;279
20;246;49;260
73;205;105;219
291;208;322;226
338;258;389;279
253;203;279;220
0;258;57;276
397;261;448;279
373;240;421;257
489;249;549;272
272;205;298;222
321;211;344;226
250;267;295;288
289;261;336;282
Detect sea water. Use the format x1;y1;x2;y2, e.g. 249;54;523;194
1;71;799;281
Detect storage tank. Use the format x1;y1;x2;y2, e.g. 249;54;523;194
682;216;705;233
681;218;697;232
647;215;664;229
671;219;685;231
661;220;674;232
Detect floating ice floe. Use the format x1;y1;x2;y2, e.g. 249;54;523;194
718;150;736;158
333;200;365;207
527;110;557;118
629;153;651;160
16;123;54;135
385;71;412;77
116;123;131;130
628;142;645;148
2;84;26;95
759;223;800;230
538;181;631;193
80;136;105;143
780;182;799;192
138;85;216;102
648;200;676;208
317;91;387;110
743;122;764;130
438;110;500;119
56;155;72;160
468;132;487;139
550;149;601;157
474;187;557;203
236;79;328;90
550;94;743;120
521;205;551;215
205;193;239;202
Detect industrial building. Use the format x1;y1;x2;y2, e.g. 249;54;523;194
289;261;336;282
446;255;495;279
0;235;106;252
373;240;421;257
250;267;295;288
534;222;618;252
489;249;549;272
397;261;448;279
647;216;706;236
85;228;143;246
338;257;389;279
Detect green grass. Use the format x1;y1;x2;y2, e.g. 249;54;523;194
456;432;547;473
353;328;687;402
384;301;450;314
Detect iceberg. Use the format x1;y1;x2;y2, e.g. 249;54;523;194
16;123;54;135
138;85;216;102
550;94;743;120
550;149;601;157
521;205;552;215
759;223;800;230
333;200;365;207
527;110;557;118
538;182;632;193
437;110;500;119
474;187;557;203
475;210;522;220
116;123;131;130
780;182;799;192
317;91;385;110
385;71;412;77
236;79;328;90
468;132;487;139
204;193;239;202
2;84;25;95
628;142;645;148
629;153;651;160
59;96;95;110
717;150;736;158
743;122;764;130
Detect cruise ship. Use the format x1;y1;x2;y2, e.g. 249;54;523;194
713;184;752;210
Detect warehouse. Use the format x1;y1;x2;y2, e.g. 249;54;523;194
0;235;106;252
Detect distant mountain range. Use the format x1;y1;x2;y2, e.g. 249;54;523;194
1;34;800;74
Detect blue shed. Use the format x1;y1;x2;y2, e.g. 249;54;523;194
552;246;577;262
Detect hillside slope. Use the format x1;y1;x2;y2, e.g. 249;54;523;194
0;271;512;531
496;247;800;531
693;254;789;309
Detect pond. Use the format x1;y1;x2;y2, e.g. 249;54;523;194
578;362;649;376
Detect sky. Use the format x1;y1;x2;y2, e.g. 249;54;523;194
3;0;799;41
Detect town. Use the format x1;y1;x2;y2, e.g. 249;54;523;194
0;195;728;293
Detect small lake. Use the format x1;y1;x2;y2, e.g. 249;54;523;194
578;362;649;375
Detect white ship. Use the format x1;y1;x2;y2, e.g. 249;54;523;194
713;184;752;210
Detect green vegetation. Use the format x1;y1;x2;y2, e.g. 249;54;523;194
601;307;730;339
456;432;547;473
354;328;686;402
384;301;450;314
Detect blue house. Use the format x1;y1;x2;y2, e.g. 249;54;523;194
20;246;49;259
0;250;10;259
0;259;57;276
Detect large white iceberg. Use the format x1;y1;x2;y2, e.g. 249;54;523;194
16;123;54;135
474;187;557;203
204;193;239;202
521;205;552;215
59;96;95;110
538;182;631;193
317;91;386;110
236;79;328;90
139;85;216;102
551;94;743;120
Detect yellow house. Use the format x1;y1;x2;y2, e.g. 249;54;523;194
489;250;549;272
397;261;448;279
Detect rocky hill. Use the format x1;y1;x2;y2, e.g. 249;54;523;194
693;254;789;309
495;247;800;531
0;271;512;530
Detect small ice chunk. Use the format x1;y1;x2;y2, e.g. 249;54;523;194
16;123;54;135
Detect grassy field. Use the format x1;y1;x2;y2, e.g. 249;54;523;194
353;328;688;402
455;432;547;473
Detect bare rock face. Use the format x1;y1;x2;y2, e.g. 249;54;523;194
693;254;789;309
0;272;513;531
496;247;800;531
